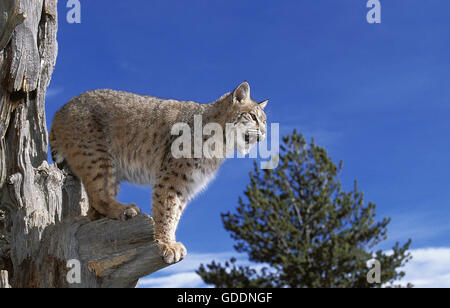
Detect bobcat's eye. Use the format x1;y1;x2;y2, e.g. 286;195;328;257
250;113;257;121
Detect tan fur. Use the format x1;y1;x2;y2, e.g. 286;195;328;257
49;82;268;264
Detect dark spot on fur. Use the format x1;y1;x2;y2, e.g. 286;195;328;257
92;173;103;182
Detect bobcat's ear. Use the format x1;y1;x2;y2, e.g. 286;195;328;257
259;99;269;109
233;81;250;104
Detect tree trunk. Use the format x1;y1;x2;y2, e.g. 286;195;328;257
0;0;168;288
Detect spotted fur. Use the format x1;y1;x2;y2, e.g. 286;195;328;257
49;81;268;264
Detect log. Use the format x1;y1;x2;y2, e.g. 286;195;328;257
20;210;168;288
0;0;171;288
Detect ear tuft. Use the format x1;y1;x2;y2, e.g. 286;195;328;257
259;99;269;109
233;81;250;104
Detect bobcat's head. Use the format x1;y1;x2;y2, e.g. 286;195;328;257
226;82;268;155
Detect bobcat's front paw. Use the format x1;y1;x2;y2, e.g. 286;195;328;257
119;203;141;221
157;241;187;264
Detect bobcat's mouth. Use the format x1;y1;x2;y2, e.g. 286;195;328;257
244;130;260;144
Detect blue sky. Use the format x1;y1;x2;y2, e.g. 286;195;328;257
46;1;450;287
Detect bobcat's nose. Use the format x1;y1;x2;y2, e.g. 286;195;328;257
256;132;266;142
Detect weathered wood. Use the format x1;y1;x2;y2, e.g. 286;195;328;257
0;0;26;52
0;270;11;288
18;212;168;288
77;215;168;288
0;0;170;288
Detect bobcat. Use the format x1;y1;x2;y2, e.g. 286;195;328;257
49;81;268;264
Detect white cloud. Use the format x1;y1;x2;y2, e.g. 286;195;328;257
154;252;238;274
139;272;204;288
138;251;250;288
399;247;450;288
46;87;63;99
118;61;139;73
138;247;450;288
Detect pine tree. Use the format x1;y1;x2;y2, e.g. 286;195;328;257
197;130;412;288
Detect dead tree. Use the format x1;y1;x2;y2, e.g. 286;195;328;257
0;0;169;288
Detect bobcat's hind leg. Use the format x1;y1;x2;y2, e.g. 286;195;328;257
83;157;141;221
64;143;141;221
87;207;105;221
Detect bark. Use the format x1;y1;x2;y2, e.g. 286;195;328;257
0;0;168;288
